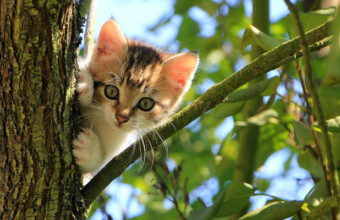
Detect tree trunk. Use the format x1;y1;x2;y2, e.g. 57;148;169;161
0;0;83;218
234;0;269;185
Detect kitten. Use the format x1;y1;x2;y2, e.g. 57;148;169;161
73;20;199;174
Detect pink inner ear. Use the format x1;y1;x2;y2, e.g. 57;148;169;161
163;53;199;89
95;20;128;57
168;66;194;87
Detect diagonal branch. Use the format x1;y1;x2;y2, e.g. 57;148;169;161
80;20;333;208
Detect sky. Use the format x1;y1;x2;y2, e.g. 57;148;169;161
83;0;306;219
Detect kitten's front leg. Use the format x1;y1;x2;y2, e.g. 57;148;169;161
77;68;94;105
72;128;102;173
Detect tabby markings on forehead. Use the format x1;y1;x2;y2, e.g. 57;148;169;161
122;44;163;88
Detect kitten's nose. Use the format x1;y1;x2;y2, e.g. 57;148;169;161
116;114;129;124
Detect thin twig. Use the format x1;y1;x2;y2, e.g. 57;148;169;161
80;20;334;208
293;60;332;197
284;1;339;219
152;164;187;220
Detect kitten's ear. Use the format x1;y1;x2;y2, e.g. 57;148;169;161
162;52;199;93
94;19;128;58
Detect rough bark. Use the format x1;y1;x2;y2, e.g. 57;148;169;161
0;0;83;219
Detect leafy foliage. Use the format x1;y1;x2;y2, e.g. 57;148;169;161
90;0;340;219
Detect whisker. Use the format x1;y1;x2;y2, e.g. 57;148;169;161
140;134;147;170
144;134;155;169
124;141;137;168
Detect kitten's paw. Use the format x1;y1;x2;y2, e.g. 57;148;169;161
72;129;102;173
77;69;94;105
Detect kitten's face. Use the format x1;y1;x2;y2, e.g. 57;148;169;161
87;20;198;131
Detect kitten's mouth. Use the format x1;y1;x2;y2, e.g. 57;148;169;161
113;121;129;130
116;122;124;128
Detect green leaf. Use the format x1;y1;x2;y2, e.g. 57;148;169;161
189;181;254;220
239;201;304;220
297;150;324;178
177;15;200;49
260;76;280;96
236;109;279;127
287;7;336;39
331;133;340;164
174;0;199;14
211;102;245;119
215;181;254;217
226;76;280;103
241;25;285;54
327;8;340;77
312;116;340;133
318;85;340;119
306;180;328;202
292;120;314;146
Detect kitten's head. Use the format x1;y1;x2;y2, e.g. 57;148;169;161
88;20;198;131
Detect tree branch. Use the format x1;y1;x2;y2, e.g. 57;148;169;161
81;20;334;208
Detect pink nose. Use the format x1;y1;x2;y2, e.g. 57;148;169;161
116;114;129;124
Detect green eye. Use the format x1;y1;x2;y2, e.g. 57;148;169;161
104;85;119;100
138;97;155;111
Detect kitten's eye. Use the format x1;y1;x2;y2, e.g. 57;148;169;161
138;98;155;111
104;85;119;100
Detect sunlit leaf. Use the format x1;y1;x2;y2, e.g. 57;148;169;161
312;116;340;133
241;25;285;54
287;7;336;39
239;201;304;220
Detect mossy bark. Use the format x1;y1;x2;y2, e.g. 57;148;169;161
0;0;83;218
